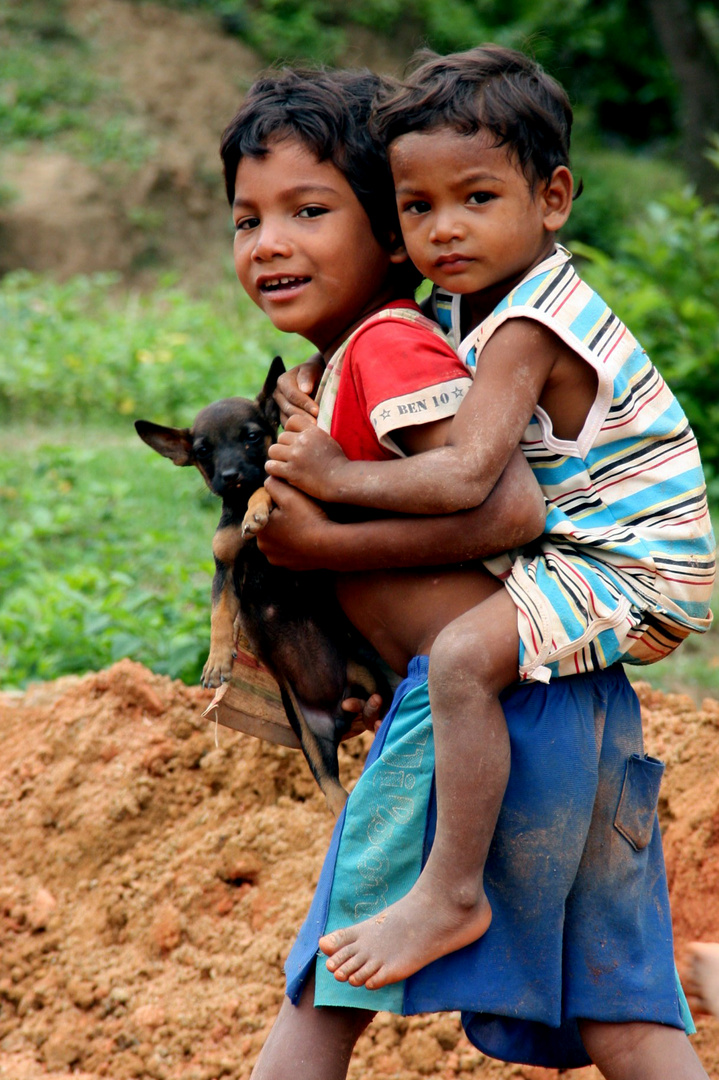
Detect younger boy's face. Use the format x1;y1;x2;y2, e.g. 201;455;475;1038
232;137;401;356
389;126;570;315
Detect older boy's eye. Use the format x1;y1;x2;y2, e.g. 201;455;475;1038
297;206;328;219
235;216;260;231
468;192;495;205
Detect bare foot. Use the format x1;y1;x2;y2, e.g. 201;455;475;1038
685;943;719;1017
318;871;492;989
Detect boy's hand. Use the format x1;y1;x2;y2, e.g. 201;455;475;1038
265;414;349;501
341;692;384;736
274;356;324;425
256;477;331;570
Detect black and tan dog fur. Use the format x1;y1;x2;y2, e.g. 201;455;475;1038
135;357;387;815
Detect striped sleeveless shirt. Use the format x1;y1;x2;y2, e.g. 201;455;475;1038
435;247;715;680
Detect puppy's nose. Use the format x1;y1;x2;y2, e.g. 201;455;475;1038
221;468;242;485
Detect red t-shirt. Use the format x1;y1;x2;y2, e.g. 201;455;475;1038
329;303;472;462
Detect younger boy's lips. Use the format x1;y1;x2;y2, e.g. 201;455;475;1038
434;253;473;272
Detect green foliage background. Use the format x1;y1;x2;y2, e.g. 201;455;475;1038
576;191;719;494
0;276;308;690
1;0;718;695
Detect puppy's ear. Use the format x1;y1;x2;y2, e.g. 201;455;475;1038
256;355;285;430
135;420;194;465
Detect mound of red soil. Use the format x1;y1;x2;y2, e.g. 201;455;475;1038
1;661;718;1080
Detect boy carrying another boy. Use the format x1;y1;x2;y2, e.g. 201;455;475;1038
220;57;708;1079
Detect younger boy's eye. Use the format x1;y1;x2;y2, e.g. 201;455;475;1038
297;206;329;219
468;192;496;206
402;200;431;216
235;216;260;231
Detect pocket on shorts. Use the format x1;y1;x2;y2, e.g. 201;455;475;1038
614;753;665;851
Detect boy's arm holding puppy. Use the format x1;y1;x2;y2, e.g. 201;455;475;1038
258;363;546;573
266;319;582;517
259;449;543;571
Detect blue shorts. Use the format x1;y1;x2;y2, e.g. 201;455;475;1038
285;659;691;1069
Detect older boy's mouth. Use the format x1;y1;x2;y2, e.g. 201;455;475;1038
258;275;310;293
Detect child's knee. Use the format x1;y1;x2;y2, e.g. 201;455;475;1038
429;618;492;692
430;605;518;697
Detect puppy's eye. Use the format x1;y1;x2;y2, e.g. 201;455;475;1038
244;430;264;445
194;443;212;460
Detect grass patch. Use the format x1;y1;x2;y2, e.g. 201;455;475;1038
0;271;308;427
0;434;219;688
0;271;310;689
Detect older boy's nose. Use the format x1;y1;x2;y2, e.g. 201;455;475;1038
251;224;292;261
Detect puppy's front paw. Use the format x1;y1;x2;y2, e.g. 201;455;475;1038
242;488;273;538
201;649;234;689
241;505;270;538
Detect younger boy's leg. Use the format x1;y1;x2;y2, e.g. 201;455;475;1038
578;1019;708;1080
251;971;374;1080
320;588;519;988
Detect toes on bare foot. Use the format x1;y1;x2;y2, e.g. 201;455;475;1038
325;946;354;972
357;963;385;990
332;949;370;981
319;928;358;958
318;931;340;956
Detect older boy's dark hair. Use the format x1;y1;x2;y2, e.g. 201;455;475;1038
220;67;420;291
372;44;574;188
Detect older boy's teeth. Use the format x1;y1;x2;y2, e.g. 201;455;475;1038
262;276;307;291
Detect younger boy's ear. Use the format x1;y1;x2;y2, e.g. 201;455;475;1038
542;166;573;233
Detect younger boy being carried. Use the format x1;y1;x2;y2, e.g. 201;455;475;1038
222;62;704;1079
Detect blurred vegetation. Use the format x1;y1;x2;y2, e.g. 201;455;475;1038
0;0;154;166
577;188;719;499
166;0;719;195
0;272;307;427
0;439;215;687
0;275;308;689
1;0;717;692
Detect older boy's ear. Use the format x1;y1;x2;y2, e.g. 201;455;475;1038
542;166;573;232
388;237;409;265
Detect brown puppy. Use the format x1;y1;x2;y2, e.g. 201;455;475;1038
135;358;388;815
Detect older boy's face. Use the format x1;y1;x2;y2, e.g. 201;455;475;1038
232;138;399;356
390;126;569;316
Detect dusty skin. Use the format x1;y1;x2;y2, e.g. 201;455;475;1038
320;866;492;989
2;660;719;1080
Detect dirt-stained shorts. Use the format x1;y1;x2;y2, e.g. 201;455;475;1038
285;659;692;1070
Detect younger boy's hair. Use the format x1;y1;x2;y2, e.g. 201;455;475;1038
220;67;421;292
372;44;575;189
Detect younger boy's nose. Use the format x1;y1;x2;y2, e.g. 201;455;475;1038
430;211;464;245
